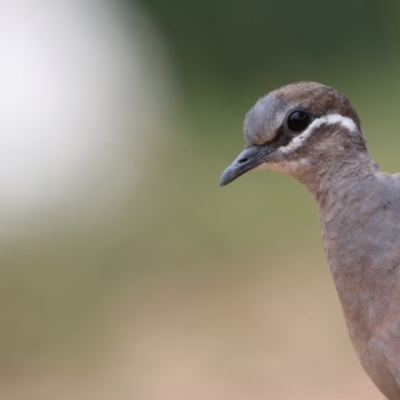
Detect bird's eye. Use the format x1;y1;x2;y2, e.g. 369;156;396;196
287;111;310;132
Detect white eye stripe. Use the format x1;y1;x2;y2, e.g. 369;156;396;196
279;114;357;154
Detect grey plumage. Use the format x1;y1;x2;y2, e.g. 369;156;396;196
220;82;400;399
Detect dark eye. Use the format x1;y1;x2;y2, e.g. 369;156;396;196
287;111;310;132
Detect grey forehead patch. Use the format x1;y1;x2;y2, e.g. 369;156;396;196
243;94;287;145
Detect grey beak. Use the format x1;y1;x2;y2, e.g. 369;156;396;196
219;145;274;187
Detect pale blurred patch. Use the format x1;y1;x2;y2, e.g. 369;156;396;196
0;0;175;239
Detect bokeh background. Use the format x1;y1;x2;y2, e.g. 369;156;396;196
1;0;400;399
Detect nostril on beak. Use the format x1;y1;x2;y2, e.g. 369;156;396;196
238;157;248;164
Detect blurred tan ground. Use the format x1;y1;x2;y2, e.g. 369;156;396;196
1;253;383;400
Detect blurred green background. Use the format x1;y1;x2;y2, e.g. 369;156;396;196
2;0;400;399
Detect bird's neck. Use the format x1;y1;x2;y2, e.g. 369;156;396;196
299;150;379;282
298;151;388;338
301;153;400;350
298;150;378;209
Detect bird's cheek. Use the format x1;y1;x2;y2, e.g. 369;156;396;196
253;162;270;171
257;152;312;176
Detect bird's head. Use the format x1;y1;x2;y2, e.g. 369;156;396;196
220;82;367;186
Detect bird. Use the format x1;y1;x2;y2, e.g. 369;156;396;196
220;81;400;400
